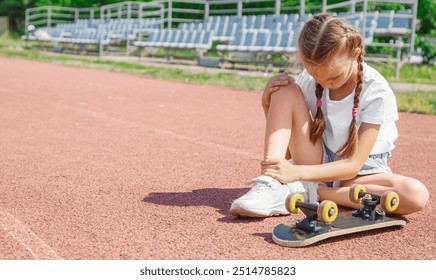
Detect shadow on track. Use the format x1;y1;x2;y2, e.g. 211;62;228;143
143;187;266;224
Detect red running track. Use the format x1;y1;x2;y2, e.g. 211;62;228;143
0;57;434;259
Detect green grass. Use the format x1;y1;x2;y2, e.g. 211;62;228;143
373;62;436;85
0;35;269;91
396;91;436;115
0;34;435;115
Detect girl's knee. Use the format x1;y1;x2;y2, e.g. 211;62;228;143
270;83;307;114
401;177;429;212
271;82;304;103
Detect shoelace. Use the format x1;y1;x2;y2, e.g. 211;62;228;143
288;184;307;193
251;182;277;193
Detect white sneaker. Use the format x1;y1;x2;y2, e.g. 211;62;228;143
230;175;290;217
287;181;320;203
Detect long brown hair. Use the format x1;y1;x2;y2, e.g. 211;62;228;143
298;14;364;158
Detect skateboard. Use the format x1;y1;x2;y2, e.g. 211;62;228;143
272;185;406;247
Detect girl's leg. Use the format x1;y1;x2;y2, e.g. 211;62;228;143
230;83;323;217
318;173;429;215
264;83;322;165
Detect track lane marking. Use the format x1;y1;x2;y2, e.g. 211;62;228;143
0;208;61;260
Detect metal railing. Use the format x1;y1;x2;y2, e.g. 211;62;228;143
322;0;418;53
25;1;165;29
25;6;77;29
24;0;419;76
25;0;301;30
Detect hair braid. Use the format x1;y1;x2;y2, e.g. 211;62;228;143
336;51;364;158
299;14;365;157
310;83;325;144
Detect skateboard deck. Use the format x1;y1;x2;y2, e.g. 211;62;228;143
272;211;406;247
272;185;406;247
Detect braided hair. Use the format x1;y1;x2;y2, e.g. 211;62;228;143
298;14;365;158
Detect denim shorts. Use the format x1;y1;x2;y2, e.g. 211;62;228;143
323;145;392;187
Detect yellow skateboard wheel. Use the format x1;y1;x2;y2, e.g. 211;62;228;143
381;191;400;213
317;200;338;223
349;184;366;204
285;193;304;214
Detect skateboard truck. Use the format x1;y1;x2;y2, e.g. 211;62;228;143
352;193;386;221
295;202;330;233
285;194;338;233
350;185;400;222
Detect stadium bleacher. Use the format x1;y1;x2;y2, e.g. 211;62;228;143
25;18;161;46
24;2;415;70
149;10;407;53
134;14;306;56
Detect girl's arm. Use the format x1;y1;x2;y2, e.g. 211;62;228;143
262;122;380;183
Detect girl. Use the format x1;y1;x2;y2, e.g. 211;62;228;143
230;14;428;217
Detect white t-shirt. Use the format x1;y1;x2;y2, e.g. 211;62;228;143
296;62;399;155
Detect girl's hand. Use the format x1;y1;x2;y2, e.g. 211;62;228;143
260;158;301;184
262;71;294;115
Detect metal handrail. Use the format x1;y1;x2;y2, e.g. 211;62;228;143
23;0;418;75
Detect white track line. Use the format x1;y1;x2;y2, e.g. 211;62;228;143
149;126;261;160
7;92;262;161
56;101;262;161
0;208;61;260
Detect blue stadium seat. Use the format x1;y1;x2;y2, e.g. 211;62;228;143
261;30;281;52
213;16;231;41
266;17;283;31
172;30;189;48
155;29;170;48
363;28;374;45
162;29;179;48
364;11;378;29
249;30;270;52
246;15;256;28
221;22;237;42
217;30;245;51
298;13;313;23
198;30;213;49
391;10;412;35
375;10;394;34
288;14;299;23
264;15;275;30
237;29;257;51
133;30;156;47
253;15;266;29
184;30;200;49
188;30;210;49
272;31;296;53
281;22;293;32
